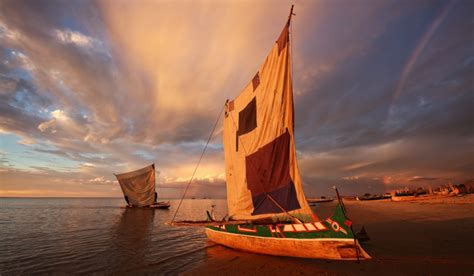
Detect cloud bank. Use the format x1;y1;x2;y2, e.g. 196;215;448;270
0;0;472;198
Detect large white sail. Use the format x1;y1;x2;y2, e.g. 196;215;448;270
223;20;314;222
115;164;156;207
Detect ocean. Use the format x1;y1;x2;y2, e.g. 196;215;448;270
2;197;474;275
0;198;226;274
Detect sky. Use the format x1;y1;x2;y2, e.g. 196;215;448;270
0;0;473;198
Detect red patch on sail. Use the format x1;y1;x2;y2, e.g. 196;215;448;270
237;97;257;136
236;97;257;151
245;130;300;215
276;25;289;54
252;72;260;91
225;100;234;118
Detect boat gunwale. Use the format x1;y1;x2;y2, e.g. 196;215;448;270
206;226;357;242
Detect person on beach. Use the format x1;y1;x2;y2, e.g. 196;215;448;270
124;196;131;207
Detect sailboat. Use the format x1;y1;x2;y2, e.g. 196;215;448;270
172;6;370;260
114;164;170;209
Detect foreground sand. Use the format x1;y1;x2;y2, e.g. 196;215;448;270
186;195;474;275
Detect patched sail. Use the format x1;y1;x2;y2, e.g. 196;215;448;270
223;19;314;222
115;164;156;207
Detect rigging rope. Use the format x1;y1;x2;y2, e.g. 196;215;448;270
170;103;225;223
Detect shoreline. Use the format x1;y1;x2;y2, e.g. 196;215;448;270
186;197;474;275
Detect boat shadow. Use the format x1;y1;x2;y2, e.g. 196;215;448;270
107;208;156;272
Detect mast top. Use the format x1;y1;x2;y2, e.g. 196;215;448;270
287;5;295;26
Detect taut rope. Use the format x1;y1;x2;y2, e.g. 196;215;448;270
170;103;225;223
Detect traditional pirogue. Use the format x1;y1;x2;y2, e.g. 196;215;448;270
114;164;170;209
173;5;370;260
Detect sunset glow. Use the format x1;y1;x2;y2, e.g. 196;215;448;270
1;1;472;198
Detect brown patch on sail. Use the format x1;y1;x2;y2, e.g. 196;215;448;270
236;97;257;151
225;100;234;118
252;72;260;91
276;24;289;54
245;130;300;215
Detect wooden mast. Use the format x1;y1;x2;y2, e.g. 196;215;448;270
288;4;295;25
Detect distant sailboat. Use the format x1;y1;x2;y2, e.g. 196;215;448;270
172;6;370;260
114;164;170;209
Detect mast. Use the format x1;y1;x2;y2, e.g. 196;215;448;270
288;4;295;25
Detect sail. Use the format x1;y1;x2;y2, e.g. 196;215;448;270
115;164;156;207
223;19;314;222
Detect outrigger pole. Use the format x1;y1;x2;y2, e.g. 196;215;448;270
333;185;346;215
333;186;361;262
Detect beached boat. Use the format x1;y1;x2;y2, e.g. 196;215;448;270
390;193;451;202
390;190;419;202
198;6;370;260
114;164;170;209
356;194;391;201
307;197;335;204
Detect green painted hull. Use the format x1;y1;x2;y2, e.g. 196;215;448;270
205;205;370;260
207;204;353;240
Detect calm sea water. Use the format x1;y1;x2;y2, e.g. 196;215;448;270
4;198;473;274
0;198;228;274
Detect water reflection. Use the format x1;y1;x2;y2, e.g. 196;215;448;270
0;199;222;274
109;208;156;272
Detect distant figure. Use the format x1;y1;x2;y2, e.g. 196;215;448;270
154;192;157;203
124;196;131;206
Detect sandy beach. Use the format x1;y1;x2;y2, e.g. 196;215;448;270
187;195;474;275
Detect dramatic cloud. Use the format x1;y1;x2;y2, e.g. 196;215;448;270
0;0;473;198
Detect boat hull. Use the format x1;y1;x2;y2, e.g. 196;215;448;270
357;196;391;201
307;198;335;203
391;195;416;201
126;201;171;209
206;227;370;260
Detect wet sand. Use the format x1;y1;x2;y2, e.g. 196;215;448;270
187;195;474;275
